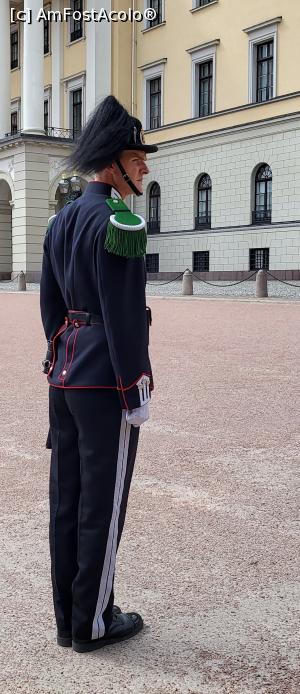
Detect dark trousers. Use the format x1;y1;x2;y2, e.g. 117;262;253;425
49;386;139;642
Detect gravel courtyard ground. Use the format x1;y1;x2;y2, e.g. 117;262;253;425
0;293;299;694
1;278;300;299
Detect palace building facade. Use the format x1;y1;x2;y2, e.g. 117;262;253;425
0;0;133;281
1;0;300;280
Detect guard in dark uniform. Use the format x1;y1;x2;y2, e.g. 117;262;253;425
40;96;158;653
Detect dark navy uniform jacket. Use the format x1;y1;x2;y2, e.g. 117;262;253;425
40;181;153;411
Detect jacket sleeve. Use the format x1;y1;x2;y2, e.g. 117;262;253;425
97;229;153;410
40;231;67;342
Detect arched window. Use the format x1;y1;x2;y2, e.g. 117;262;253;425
148;183;161;233
253;164;272;224
196;174;211;229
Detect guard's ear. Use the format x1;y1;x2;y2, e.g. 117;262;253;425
109;161;120;174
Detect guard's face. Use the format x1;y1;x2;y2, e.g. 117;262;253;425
118;150;149;195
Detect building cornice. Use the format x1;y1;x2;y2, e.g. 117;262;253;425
186;39;220;54
0;134;74;153
243;16;282;34
144;109;300;158
138;58;167;71
61;70;86;84
146;219;300;239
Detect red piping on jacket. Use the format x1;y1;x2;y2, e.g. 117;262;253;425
48;383;119;390
120;372;152;391
49;322;69;375
58;328;75;381
47;372;154;394
62;326;80;382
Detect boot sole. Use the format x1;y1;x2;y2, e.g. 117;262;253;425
57;635;72;647
72;620;143;653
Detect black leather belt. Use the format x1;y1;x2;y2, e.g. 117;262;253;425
67;310;103;326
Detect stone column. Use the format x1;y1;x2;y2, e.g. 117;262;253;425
22;0;44;133
86;0;111;119
51;0;62;129
0;0;11;137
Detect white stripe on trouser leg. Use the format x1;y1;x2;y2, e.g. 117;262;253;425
92;411;131;640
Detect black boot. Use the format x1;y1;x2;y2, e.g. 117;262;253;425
57;605;122;647
72;611;143;653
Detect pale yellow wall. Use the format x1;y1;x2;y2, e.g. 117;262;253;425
44;55;52;88
136;0;300;135
11;68;21;101
62;21;86;80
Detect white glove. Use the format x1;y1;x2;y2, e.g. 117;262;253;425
126;403;150;427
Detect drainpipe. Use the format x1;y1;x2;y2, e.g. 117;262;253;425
130;0;137;211
131;0;136;117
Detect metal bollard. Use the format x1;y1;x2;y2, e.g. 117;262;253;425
17;271;26;291
182;269;193;296
255;269;268;298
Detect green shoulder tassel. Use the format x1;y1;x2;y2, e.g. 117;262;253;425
104;197;147;258
105;221;147;258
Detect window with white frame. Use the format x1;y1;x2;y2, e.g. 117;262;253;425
148;77;161;129
44;88;51;132
187;40;219;118
195;0;215;7
44;5;51;55
140;60;166;130
11;111;18;135
65;74;85;137
198;60;213;116
10;99;20;134
10;28;19;69
196;174;212;228
69;0;83;42
72;89;83;137
44;100;49;131
148;183;161;233
243;17;281;103
145;0;165;29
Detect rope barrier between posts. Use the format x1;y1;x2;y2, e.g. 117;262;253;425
190;270;258;287
147;269;258;287
147;272;185;286
0;273;21;284
147;269;300;290
266;270;300;289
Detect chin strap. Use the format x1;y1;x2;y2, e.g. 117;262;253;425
116;159;143;197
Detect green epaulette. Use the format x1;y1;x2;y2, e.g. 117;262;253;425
104;198;147;258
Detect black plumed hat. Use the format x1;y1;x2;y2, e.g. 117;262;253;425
67;95;158;175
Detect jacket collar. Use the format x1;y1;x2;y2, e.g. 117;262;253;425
84;181;121;198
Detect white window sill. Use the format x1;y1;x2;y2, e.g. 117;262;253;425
66;36;86;47
142;21;166;34
190;0;218;13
